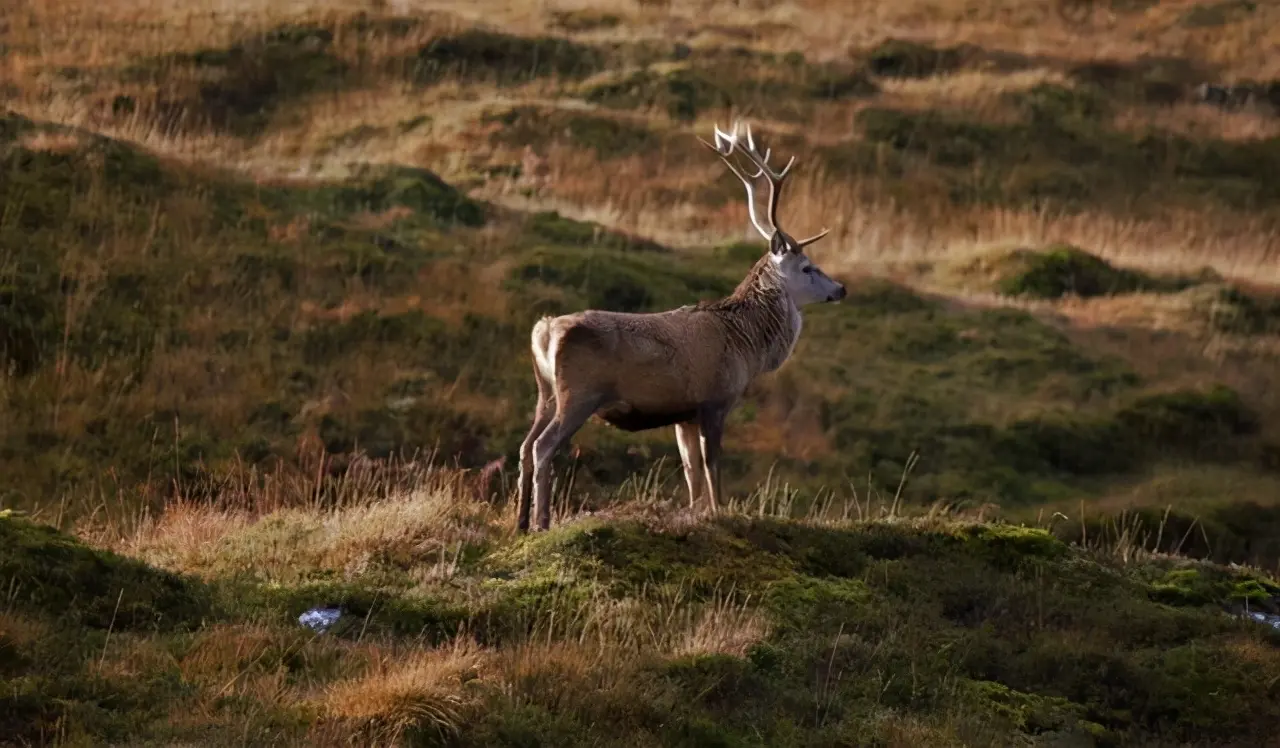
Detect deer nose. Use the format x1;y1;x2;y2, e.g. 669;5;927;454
829;285;847;302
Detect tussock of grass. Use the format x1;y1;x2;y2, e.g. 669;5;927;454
318;638;485;745
989;244;1207;299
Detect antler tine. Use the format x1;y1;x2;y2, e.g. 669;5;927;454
698;125;773;241
732;122;796;235
795;227;831;248
740;123;794;182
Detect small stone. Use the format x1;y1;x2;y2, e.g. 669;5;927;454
299;606;343;632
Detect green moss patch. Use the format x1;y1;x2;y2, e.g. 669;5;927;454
993;245;1202;299
1148;566;1278;610
0;515;212;630
960;679;1107;740
506;245;733;315
269;164;487;227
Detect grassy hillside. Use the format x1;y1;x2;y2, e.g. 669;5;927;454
4;0;1280;744
4;111;1280;552
4;109;1280;566
3;472;1280;747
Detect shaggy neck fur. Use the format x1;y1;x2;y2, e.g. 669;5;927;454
696;255;799;373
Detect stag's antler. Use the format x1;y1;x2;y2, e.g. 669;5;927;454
698;120;829;250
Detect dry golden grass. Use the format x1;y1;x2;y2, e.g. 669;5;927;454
875;68;1074;117
673;592;773;657
104;463;497;583
318;637;486;744
6;0;1275;125
1112;101;1280;141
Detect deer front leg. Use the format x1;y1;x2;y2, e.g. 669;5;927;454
674;421;705;510
697;404;731;516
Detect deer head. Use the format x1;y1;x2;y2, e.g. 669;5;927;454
699;121;846;305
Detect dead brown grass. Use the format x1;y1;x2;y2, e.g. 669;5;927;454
318;637;486;745
1112;102;1280;141
101;462;497;583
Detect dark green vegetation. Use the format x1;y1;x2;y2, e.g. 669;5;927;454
853;92;1280;215
797;279;1271;508
583;49;877;122
411;29;607;86
3;511;1279;746
1200;284;1280;335
127;24;350;137
1179;0;1258;28
3;112;1280;547
0;514;213;630
864;38;971;78
488;105;667;157
991;245;1209;299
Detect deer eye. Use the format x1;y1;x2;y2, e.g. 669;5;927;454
802;266;814;274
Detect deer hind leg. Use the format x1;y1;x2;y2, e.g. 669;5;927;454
530;392;601;532
517;368;556;534
675;421;705;511
697;405;730;516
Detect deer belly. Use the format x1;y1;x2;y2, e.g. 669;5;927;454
595;403;698;432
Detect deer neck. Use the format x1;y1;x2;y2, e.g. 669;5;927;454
711;258;802;376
